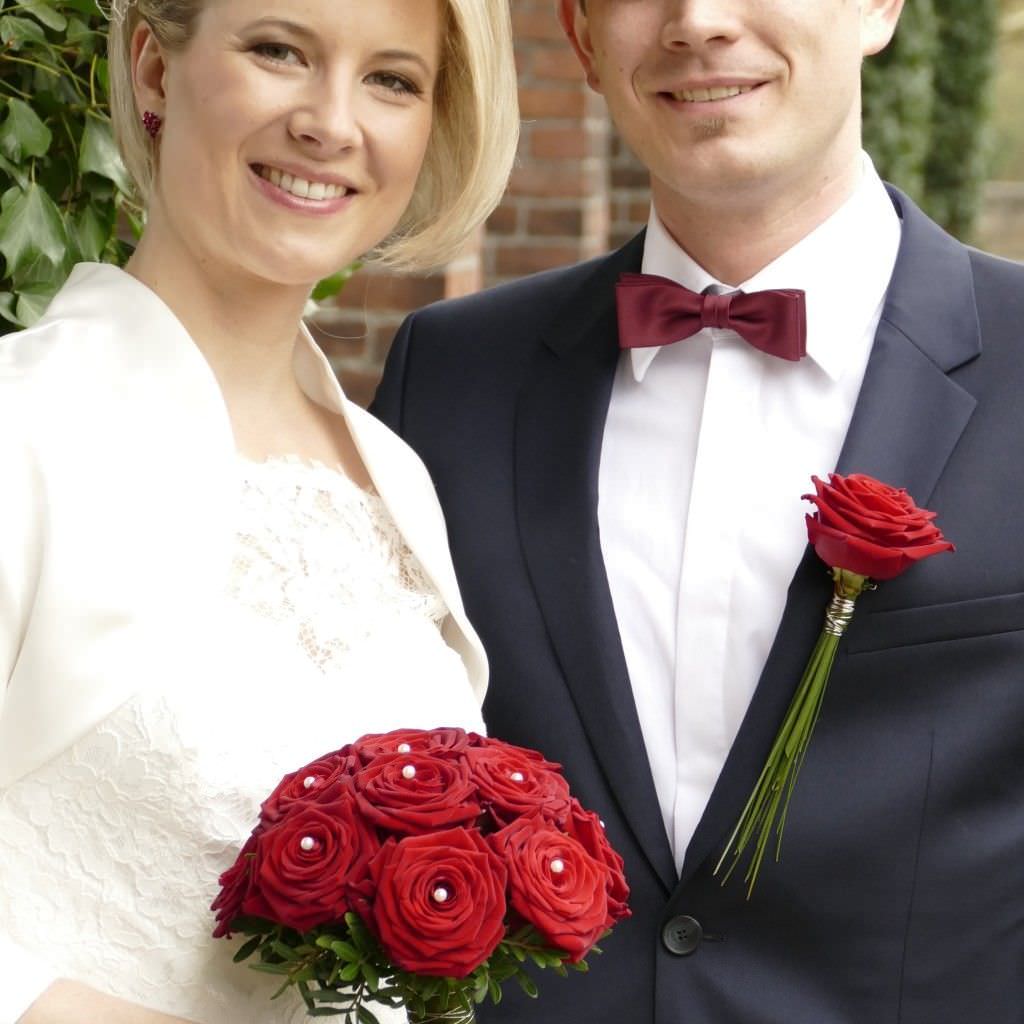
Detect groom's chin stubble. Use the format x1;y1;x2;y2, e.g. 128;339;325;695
692;117;728;140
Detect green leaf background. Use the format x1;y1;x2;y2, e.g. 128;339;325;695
0;1;136;332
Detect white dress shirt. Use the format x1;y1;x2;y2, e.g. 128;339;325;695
598;156;901;872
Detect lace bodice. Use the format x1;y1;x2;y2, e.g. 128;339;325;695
0;457;485;1023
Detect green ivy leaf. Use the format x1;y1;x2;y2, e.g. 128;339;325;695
21;1;68;32
70;202;110;263
65;15;97;51
0;183;67;277
13;280;58;327
80;117;131;193
0;14;48;48
0;98;53;162
311;262;361;302
0;291;20;326
62;0;104;15
0;153;30;190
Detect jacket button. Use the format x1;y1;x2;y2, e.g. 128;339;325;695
662;915;703;956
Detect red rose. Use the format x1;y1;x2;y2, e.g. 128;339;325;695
353;753;480;835
242;791;380;933
491;816;610;961
804;473;954;580
565;800;630;923
352;727;471;764
259;747;360;826
211;834;259;938
465;742;571;827
361;828;507;977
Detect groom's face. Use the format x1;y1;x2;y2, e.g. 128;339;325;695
560;0;903;215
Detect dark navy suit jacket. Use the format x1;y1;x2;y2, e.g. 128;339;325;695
372;189;1024;1023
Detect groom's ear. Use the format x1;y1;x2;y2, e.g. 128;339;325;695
860;0;905;58
557;0;602;93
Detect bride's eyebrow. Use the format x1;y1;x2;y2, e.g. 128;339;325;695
373;49;434;75
242;16;314;40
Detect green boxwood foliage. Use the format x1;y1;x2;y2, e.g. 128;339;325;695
864;0;1000;241
0;0;137;333
862;0;940;205
923;0;1000;239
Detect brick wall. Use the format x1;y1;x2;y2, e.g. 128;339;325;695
483;0;611;284
317;6;650;405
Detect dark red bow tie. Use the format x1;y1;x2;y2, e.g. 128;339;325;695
615;272;807;361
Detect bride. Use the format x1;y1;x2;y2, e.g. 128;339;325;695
0;1;517;1021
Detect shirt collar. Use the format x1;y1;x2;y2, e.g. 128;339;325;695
633;153;902;383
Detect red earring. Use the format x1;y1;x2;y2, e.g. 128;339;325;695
142;111;162;139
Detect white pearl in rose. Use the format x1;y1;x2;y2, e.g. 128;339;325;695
402;764;417;780
397;743;412;754
550;858;565;874
510;771;525;783
302;776;317;789
300;836;316;852
432;887;450;903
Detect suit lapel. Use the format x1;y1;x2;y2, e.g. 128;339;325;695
515;234;678;893
679;189;981;885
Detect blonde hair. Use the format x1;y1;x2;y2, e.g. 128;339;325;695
107;1;519;272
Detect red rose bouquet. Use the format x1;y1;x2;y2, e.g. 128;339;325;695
716;473;955;897
212;728;630;1023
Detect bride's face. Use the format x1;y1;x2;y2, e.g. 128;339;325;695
138;0;441;290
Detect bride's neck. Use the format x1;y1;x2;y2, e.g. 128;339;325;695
125;229;311;411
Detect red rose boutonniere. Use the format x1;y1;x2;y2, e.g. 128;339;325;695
716;473;954;897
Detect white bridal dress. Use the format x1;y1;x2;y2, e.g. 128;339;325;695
0;455;484;1023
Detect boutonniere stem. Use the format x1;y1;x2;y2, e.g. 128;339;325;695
716;473;954;897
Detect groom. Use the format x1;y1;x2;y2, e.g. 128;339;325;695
374;1;1024;1021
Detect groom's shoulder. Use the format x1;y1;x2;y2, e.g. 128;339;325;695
966;243;1024;292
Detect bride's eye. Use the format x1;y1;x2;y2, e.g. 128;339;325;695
366;71;422;97
252;41;303;66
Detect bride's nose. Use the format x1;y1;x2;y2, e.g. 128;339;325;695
287;76;365;153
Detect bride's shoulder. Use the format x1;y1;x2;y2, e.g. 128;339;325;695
1;264;142;383
344;399;435;483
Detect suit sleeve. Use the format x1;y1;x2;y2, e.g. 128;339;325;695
0;389;60;1023
369;311;416;436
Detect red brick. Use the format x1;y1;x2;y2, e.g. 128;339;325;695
509;162;589;199
611;162;650;190
531;47;585;82
518;87;586;119
307;318;369;361
495;244;583;276
487;204;520;235
526;206;585;237
512;8;565;42
335;270;447;311
531;126;591;159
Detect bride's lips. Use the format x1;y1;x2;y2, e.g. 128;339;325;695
248;162;358;216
